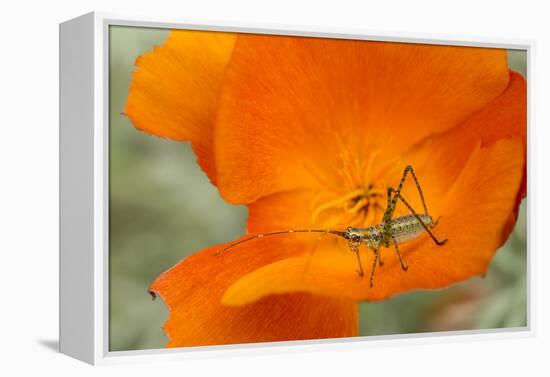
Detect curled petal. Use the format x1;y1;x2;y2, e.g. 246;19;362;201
149;238;358;347
125;30;236;182
215;35;509;203
391;70;526;232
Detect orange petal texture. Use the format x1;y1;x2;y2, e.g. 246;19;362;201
125;30;236;182
149;239;358;347
215;35;510;204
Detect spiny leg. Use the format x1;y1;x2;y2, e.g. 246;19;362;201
348;241;364;277
369;248;380;288
398;165;430;216
354;248;364;277
384;186;395;220
380;187;398;238
391;235;408;271
390;188;448;246
383;165;430;223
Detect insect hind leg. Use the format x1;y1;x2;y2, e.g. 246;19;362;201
394;165;430;216
390;188;448;246
382;165;429;226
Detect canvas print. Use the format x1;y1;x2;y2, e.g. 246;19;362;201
109;26;527;351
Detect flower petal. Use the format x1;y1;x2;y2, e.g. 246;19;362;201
149;238;358;347
223;138;524;304
125;30;236;182
386;70;526;214
215;35;509;203
247;188;321;232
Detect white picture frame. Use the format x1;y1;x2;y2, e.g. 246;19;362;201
59;11;534;365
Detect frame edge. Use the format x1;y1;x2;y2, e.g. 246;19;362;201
59;11;96;365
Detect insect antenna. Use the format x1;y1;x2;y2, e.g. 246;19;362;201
215;229;348;255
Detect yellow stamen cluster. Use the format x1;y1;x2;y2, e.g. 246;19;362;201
307;148;387;228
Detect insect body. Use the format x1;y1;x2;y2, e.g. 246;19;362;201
347;214;434;248
343;213;440;286
216;165;447;288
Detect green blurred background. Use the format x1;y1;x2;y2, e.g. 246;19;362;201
109;26;528;351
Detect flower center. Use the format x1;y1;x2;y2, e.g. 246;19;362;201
311;183;386;228
305;145;396;228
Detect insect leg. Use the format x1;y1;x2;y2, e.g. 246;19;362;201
354;248;364;277
401;165;429;216
381;186;397;226
391;234;408;271
389;188;448;246
369;248;380;288
348;240;364;277
386;165;429;218
381;168;407;223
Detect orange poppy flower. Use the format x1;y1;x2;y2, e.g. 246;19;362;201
125;30;526;347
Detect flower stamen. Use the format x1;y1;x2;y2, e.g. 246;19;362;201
311;184;386;227
307;148;388;227
312;188;366;222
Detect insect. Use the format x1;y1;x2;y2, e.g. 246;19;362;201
216;165;448;287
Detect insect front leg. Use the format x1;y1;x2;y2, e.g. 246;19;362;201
369;247;380;288
348;238;364;277
354;248;364;277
